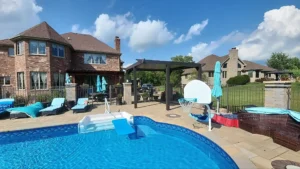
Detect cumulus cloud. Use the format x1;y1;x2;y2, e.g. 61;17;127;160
0;0;42;39
189;31;245;61
71;24;92;35
238;5;300;61
73;12;174;52
174;19;208;44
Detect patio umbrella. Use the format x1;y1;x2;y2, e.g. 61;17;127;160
96;75;101;92
102;76;107;92
65;73;71;84
211;61;223;114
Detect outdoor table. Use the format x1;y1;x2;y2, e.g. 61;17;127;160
0;98;14;114
89;93;108;101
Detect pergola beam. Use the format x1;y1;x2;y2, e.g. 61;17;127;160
133;67;137;108
166;64;170;110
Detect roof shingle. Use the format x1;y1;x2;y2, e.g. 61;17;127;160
0;39;14;46
11;22;70;45
61;33;120;54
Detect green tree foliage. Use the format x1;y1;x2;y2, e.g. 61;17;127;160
170;55;194;87
188;69;208;82
267;52;300;70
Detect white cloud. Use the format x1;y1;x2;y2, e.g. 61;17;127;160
174;19;208;44
0;0;42;39
238;5;300;61
189;31;245;61
73;12;174;52
71;24;92;35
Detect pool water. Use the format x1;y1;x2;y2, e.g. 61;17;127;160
0;117;238;169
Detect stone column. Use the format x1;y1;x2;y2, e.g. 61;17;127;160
123;83;132;104
264;81;291;109
65;83;77;102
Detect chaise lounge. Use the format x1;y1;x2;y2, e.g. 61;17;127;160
7;102;44;119
71;98;89;113
39;98;65;116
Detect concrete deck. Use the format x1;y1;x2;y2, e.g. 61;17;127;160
1;102;300;169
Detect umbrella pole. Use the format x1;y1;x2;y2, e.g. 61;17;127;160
217;97;220;114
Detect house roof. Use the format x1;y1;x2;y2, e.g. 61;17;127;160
61;33;120;54
182;54;275;75
11;22;70;45
0;39;14;46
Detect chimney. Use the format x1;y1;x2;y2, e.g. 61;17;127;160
229;47;238;59
115;36;120;52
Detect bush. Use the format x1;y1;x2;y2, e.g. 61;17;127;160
227;75;250;85
255;78;275;83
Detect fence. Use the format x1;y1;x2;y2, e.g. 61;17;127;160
1;86;66;106
290;83;300;112
214;84;265;112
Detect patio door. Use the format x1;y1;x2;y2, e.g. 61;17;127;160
83;75;97;88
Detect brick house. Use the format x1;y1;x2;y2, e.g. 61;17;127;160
182;48;276;86
0;22;123;95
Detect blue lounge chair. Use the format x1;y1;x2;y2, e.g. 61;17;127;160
71;98;89;113
7;102;44;119
39;98;65;116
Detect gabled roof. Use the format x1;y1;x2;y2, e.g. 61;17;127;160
0;39;14;46
11;22;70;45
61;33;120;54
243;60;275;72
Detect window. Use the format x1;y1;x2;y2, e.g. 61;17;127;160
0;77;10;85
184;74;188;79
208;71;214;77
16;41;23;55
17;72;25;89
52;73;65;87
223;63;227;68
222;71;227;78
268;73;271;77
248;71;253;77
8;48;14;56
238;71;241;76
255;71;260;78
52;44;65;57
238;63;241;68
30;41;46;55
30;72;47;89
84;53;106;64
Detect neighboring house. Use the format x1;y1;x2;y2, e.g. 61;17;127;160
182;48;276;86
0;22;123;94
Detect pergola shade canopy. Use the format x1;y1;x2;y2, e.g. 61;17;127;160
124;59;203;110
125;59;204;73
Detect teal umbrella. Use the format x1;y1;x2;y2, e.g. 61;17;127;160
65;73;71;84
102;76;107;92
211;61;222;114
96;75;101;92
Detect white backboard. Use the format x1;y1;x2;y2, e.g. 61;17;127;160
184;80;212;104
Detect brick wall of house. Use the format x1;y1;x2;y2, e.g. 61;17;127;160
0;46;15;86
15;40;27;90
70;52;121;72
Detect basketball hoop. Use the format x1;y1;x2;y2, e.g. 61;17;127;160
178;98;196;113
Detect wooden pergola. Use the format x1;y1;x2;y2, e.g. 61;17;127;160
125;59;203;110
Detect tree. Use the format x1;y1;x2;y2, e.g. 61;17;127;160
188;69;208;82
170;55;194;87
266;52;300;70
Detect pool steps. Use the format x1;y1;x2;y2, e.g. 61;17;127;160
78;112;134;134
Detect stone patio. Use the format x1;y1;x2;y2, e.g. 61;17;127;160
1;101;300;169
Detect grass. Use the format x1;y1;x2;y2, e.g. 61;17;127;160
291;82;300;112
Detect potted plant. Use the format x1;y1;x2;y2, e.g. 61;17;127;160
116;94;123;105
141;92;149;102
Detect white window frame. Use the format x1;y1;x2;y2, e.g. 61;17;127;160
84;53;106;64
8;48;14;56
16;41;23;55
208;71;214;77
17;72;25;90
52;43;65;58
29;41;46;55
0;76;10;85
30;72;47;90
222;71;227;78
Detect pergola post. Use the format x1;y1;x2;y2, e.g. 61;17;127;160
166;64;170;110
133;67;137;108
197;65;202;80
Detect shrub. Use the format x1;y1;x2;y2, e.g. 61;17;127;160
35;93;53;103
227;75;250;85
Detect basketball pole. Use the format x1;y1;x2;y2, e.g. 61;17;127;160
205;104;212;131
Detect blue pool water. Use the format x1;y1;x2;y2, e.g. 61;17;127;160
0;116;238;169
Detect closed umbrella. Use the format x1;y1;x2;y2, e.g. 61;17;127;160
65;73;71;84
96;75;101;92
211;61;223;114
102;76;107;92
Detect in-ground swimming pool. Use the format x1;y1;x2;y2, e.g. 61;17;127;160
0;116;238;169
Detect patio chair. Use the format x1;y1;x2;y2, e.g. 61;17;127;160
39;98;65;116
71;98;89;114
8;102;44;119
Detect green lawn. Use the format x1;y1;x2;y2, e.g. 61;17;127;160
291;83;300;112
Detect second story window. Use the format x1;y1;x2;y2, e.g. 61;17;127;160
84;53;106;64
238;63;241;68
30;41;46;55
223;63;227;68
16;41;23;55
8;48;14;56
52;44;65;57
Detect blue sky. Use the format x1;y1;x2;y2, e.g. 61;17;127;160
1;0;300;67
